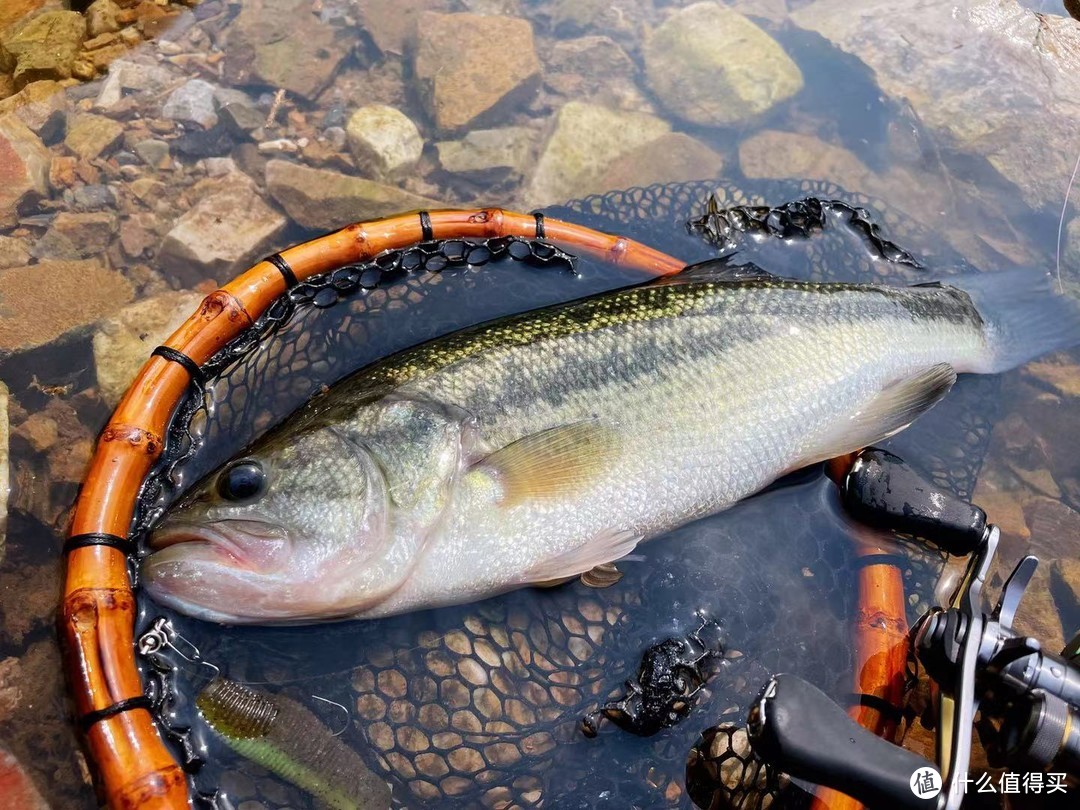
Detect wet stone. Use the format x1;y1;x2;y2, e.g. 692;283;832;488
134;138;169;168
0;260;133;355
0;117;49;228
86;0;122;38
264;159;443;231
1050;558;1080;634
345;104;423;181
159;173;287;285
224;0;352;99
91;290;203;406
0;747;50;810
4;11;87;87
0;80;67;144
528;100;670;206
414;11;541;132
215;87;262;134
32;211;117;260
599;132;725;189
0;236;31;269
354;0;446;55
162;78;218;129
645;2;803;126
94;59;174;111
64;113;123;161
435;126;536;183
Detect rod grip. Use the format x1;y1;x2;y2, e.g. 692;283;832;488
749;674;940;810
842;449;986;555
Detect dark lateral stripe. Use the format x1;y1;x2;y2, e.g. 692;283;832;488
533;212;546;239
266;253;299;288
64;532;130;555
418;211;434;241
853;552;909;570
80;696;154;733
151;346;205;386
846;693;904;725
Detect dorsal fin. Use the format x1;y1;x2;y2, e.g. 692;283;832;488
656;259;782;287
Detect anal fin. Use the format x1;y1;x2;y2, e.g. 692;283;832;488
525;529;641;586
802;363;956;466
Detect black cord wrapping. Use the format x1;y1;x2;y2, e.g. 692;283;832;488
265;253;299;289
151;346;206;387
419;210;434;242
63;532;130;555
79;696;155;733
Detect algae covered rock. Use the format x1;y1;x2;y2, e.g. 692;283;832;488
644;2;802;127
3;11;87;87
224;0;352;99
346;104;424;181
414;12;541;132
93;291;205;406
528;101;670;206
265;160;444;230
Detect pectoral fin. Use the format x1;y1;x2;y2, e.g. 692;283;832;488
481;421;620;507
525;528;641;585
802;363;956;465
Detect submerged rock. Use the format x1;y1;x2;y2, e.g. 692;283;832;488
0;382;6;566
0;261;134;355
94;58;174;111
92;291;204;406
528;101;670;206
85;0;122;39
31;211;117;261
414;12;541;132
0;117;49;228
224;0;353;100
3;10;86;87
265;160;444;230
159;174;287;285
598;132;725;189
791;0;1080;209
1065;217;1079;274
345;104;424;181
0;236;31;269
0;747;49;810
644;2;803;127
162;78;218;130
354;0;448;56
0;80;68;143
435;126;536;182
64;113;123;161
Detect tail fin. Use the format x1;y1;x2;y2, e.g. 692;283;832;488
946;269;1080;373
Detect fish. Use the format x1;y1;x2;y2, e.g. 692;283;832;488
141;263;1080;624
196;676;392;809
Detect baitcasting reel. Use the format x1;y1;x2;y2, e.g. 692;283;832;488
748;448;1080;809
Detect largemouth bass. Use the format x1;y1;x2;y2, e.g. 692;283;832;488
142;264;1080;624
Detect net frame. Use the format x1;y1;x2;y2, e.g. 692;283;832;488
59;206;910;810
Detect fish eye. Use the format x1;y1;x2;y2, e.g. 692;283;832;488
217;460;267;503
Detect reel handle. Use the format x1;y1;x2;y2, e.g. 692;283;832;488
749;674;940;810
840;449;986;555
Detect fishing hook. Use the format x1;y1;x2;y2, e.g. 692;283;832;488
310;693;351;737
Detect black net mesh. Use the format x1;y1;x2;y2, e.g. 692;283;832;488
130;179;999;810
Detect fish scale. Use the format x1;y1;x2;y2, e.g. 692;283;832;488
141;260;1080;625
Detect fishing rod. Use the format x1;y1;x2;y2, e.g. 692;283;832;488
747;448;1080;808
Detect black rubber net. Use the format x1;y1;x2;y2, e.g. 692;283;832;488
130;179;1000;810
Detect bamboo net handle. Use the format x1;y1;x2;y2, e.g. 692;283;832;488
812;458;913;810
62;209;686;809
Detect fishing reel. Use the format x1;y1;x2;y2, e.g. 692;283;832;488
747;448;1080;809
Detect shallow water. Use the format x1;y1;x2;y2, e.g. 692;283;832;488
1;2;1079;809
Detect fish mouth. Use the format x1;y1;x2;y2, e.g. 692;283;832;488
147;520;291;572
